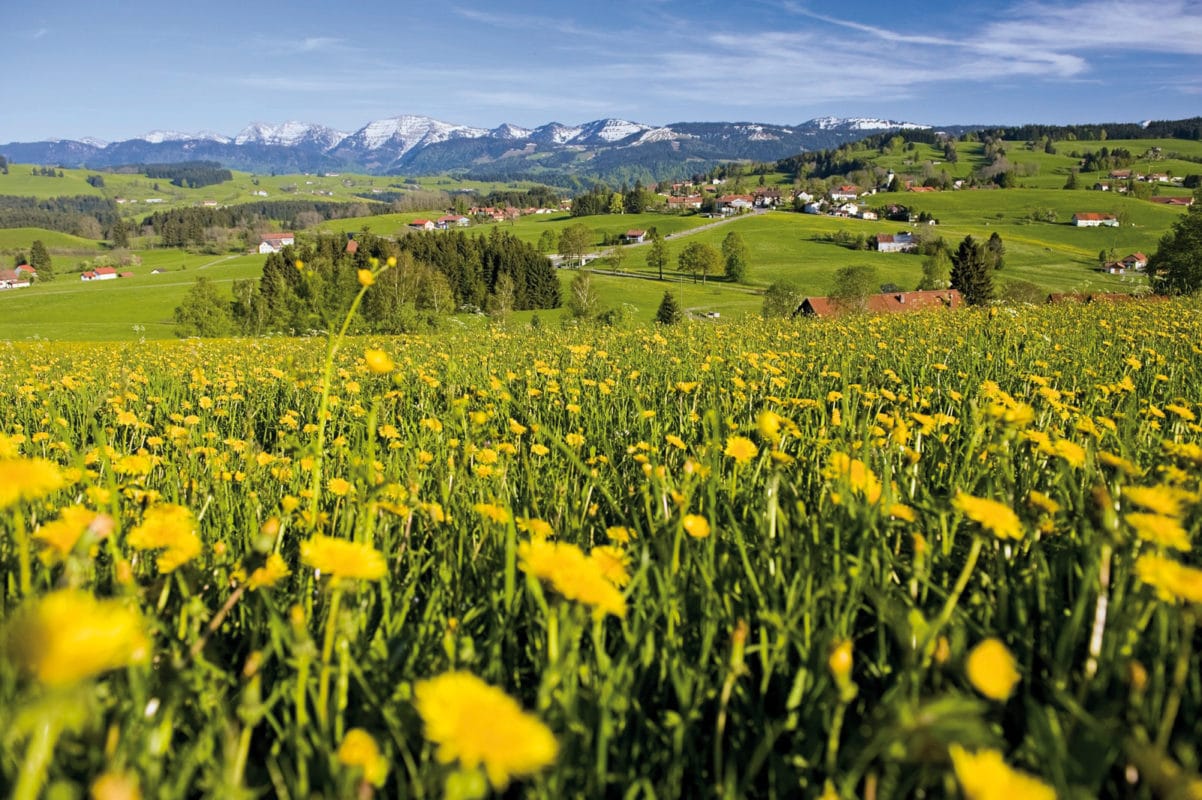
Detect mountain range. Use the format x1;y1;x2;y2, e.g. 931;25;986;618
0;115;969;184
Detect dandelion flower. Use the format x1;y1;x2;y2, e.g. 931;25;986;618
338;728;389;787
35;505;109;561
724;436;759;465
357;269;375;287
682;514;711;539
516;517;553;539
1124;485;1190;518
606;525;635;544
301;536;387;581
952;492;1023;541
327;477;353;497
589;545;630;587
127;504;202;573
1135;554;1202;604
828;639;853;686
966;637;1020;701
1126;512;1190;551
825;453;882;505
0;457;65;510
91;771;141;800
518;538;626;618
474;502;511;525
11;590;149;687
415;671;557;790
246;553;291;590
364;348;394;374
949;745;1054;800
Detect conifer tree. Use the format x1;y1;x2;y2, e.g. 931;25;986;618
655;291;682;325
950;235;994;305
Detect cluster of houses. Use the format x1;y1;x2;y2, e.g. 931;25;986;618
1101;252;1148;275
0;264;37;290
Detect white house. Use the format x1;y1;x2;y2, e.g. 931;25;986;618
81;267;119;281
0;268;32;290
876;233;916;253
1072;213;1119;228
259;233;296;253
829;184;861;202
408;219;436;231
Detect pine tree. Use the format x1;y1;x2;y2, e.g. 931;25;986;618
655;291;682;325
950;235;994;305
29;240;54;282
986;232;1006;271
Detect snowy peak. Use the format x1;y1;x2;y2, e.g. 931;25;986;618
807;116;931;131
491;123;533;140
235;121;348;148
531;122;585;145
575;118;650;143
137;129;231;144
339;115;489;154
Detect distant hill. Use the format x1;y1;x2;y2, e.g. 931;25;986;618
1;115;980;185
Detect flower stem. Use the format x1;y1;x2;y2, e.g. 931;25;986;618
919;536;984;664
316;585;344;729
14;713;62;800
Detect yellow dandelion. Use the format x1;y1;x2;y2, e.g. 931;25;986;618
828;639;853;687
0;457;65;510
1124;485;1189;518
682;514;711;539
246;553;291;590
508;418;528;436
1126;512;1190;551
127;504;202;573
530;443;550;457
518;538;626;618
724;436;759;465
889;503;917;522
516;517;554;538
952;492;1023;541
474;502;512;525
300;535;387;581
564;432;585;448
1026;491;1061;516
949;746;1055;800
327;477;353;497
35;505;110;561
1135;554;1202;604
606;525;635;544
825;453;882;505
664;434;687;450
338;728;389;787
11;590;149;687
965;637;1020;701
1051;438;1086;467
589;545;630;587
363;348;394;374
414;671;558;790
357;268;375;287
1165;403;1196;422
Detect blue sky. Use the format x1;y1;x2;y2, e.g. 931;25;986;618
8;0;1201;142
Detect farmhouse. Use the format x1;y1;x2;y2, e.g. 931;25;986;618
1150;196;1194;207
435;215;471;229
0;268;32;290
829;185;861;202
716;194;755;213
1121;252;1148;270
623;229;647;244
795;290;961;318
876;232;916;253
1072;213;1119;227
667;195;703;210
409;219;436;231
258;233;296;253
81;267;119;281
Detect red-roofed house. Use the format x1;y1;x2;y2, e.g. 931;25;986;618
796;290;961;318
1121;252;1148;270
436;214;471;229
876;232;917;253
830;185;861;202
15;264;37;278
1072;213;1119;227
1150;196;1194;207
716;194;755;213
623;229;647;244
81;267;119;281
0;268;32;290
258;233;296;254
409;219;436;231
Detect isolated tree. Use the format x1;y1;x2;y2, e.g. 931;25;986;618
678;241;721;284
762;280;802;318
558;223;593;267
722;231;749;282
174;277;233;337
647;229;669;281
537;229;557;254
829;265;879;313
950;235;994;305
1150;205;1202;295
985;231;1006;271
655;291;683;325
29;240;54;282
1063;169;1079;190
608;244;626;274
566;271;599;319
917;248;952;290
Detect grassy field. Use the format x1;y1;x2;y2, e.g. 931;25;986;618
2;298;1201;798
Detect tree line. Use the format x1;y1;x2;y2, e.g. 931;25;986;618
142;161;233;189
176;229;561;337
143;200;382;248
0;195;120;237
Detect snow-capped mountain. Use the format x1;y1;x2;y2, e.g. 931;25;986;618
0;114;962;183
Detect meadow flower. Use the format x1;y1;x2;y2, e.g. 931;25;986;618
300;536;387;581
682;514;711;539
363;348;394;374
1135;554;1202;604
414;671;558;790
965;637;1020;701
518;538;626;618
589;545;630;587
606;525;635;544
357;268;374;287
35;505;110;561
327;477;353;497
474;502;512;525
1123;485;1190;518
1125;513;1190;551
952;492;1023;541
825;453;882;505
11;590;149;687
724;435;759;465
127;504;202;573
949;746;1054;800
0;457;65;510
337;728;389;787
516;517;553;538
246;553;291;590
828;639;853;688
91;771;142;800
